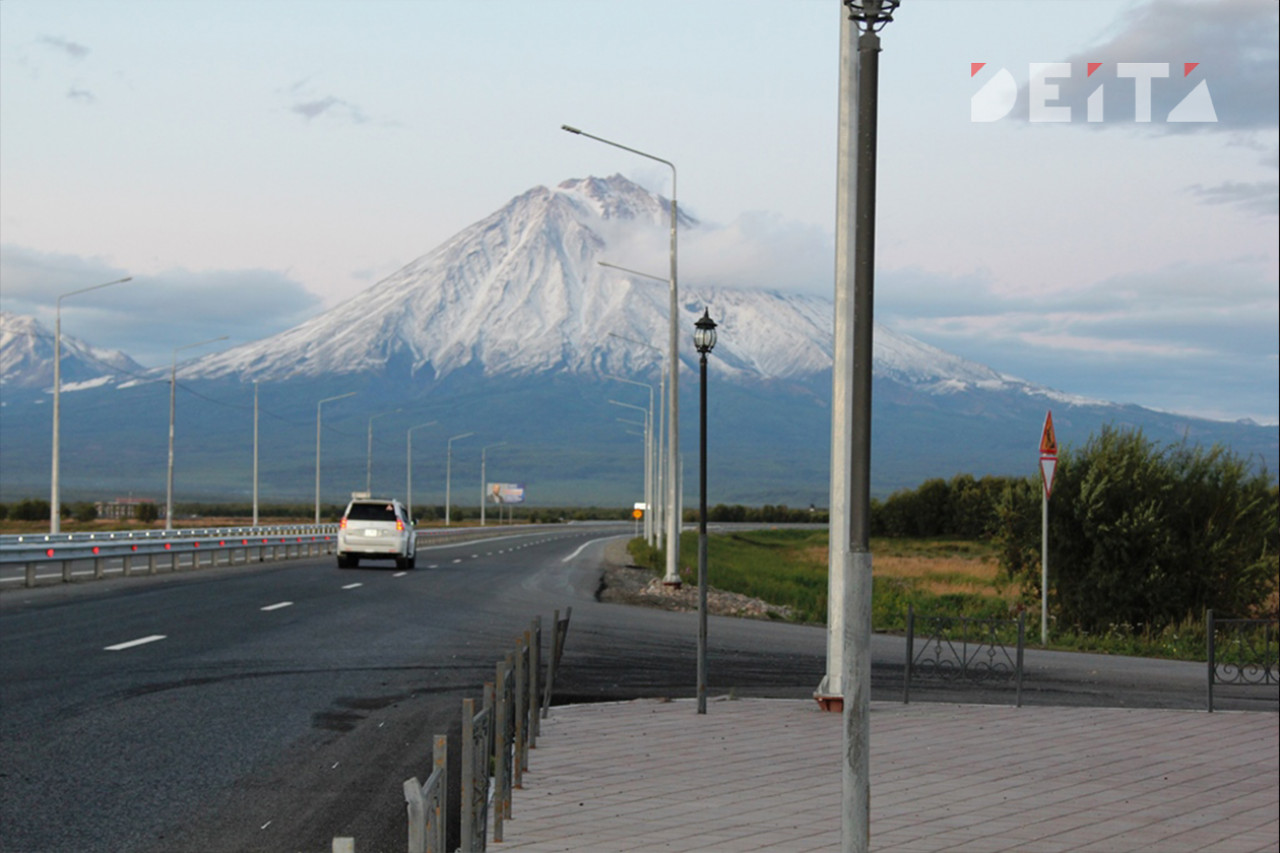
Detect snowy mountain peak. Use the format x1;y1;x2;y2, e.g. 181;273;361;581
177;177;1087;405
0;311;146;391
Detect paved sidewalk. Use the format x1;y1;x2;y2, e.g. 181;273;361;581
492;698;1278;852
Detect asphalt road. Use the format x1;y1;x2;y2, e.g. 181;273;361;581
1;524;1271;853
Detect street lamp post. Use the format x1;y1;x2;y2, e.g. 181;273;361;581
50;276;132;533
693;310;718;715
406;421;438;520
315;392;357;523
608;332;668;552
253;381;260;527
366;409;402;494
563;124;681;587
445;432;474;526
480;442;507;526
166;335;228;531
609;397;653;544
606;376;655;545
839;3;897;851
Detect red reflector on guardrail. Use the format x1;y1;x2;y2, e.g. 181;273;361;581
164;543;171;550
219;540;226;546
193;542;200;548
92;546;100;555
46;548;54;557
132;545;138;551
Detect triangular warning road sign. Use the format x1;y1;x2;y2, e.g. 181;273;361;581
1039;411;1058;456
1040;456;1057;499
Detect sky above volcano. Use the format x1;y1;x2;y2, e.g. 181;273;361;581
1;0;1276;424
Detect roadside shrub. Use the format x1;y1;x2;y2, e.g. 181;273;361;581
995;426;1279;632
9;498;50;521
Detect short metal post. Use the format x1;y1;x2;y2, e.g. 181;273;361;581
1016;611;1026;708
529;618;541;744
433;733;448;852
514;637;527;785
460;698;476;851
903;604;914;704
1206;609;1215;713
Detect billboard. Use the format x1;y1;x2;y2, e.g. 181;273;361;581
487;483;525;504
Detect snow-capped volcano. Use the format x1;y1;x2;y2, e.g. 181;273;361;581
182;175;1061;400
0;311;145;391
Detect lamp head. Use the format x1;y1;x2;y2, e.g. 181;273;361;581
843;0;899;31
693;309;717;355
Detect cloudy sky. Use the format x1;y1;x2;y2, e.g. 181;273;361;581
1;0;1276;424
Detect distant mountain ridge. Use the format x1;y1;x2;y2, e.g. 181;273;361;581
0;311;145;390
0;177;1274;506
173;175;1103;408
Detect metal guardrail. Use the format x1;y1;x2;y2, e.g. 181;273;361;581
0;525;341;588
0;523;550;589
1207;609;1279;712
904;604;1026;707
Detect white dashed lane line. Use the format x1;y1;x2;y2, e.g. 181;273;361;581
260;601;293;612
341;583;363;590
104;635;167;652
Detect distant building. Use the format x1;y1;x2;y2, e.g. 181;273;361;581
95;498;156;520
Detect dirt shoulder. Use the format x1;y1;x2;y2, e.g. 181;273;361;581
597;538;793;621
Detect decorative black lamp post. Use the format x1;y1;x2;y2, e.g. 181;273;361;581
693;308;717;715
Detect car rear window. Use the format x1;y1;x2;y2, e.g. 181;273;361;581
346;503;398;522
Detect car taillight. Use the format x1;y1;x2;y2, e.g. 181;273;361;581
339;518;347;530
396;519;404;532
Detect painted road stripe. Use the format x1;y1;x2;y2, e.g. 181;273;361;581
261;601;294;612
562;536;615;563
104;635;167;652
342;582;363;590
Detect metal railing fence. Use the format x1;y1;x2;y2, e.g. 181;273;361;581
403;734;449;853
904;604;1026;707
1206;609;1279;712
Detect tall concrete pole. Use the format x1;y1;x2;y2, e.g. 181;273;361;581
841;3;896;852
819;0;860;712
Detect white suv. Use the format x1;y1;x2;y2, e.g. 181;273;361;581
337;495;416;570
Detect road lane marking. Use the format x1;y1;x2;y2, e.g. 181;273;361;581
342;583;363;590
452;558;463;564
261;601;293;612
393;571;407;577
104;635;167;652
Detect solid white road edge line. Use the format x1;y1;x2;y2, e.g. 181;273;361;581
561;535;620;564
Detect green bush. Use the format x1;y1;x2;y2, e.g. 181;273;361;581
72;502;98;523
996;426;1278;632
9;498;50;521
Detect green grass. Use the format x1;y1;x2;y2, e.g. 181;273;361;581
628;529;1238;662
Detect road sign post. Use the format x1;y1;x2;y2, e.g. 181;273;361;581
1039;411;1057;645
